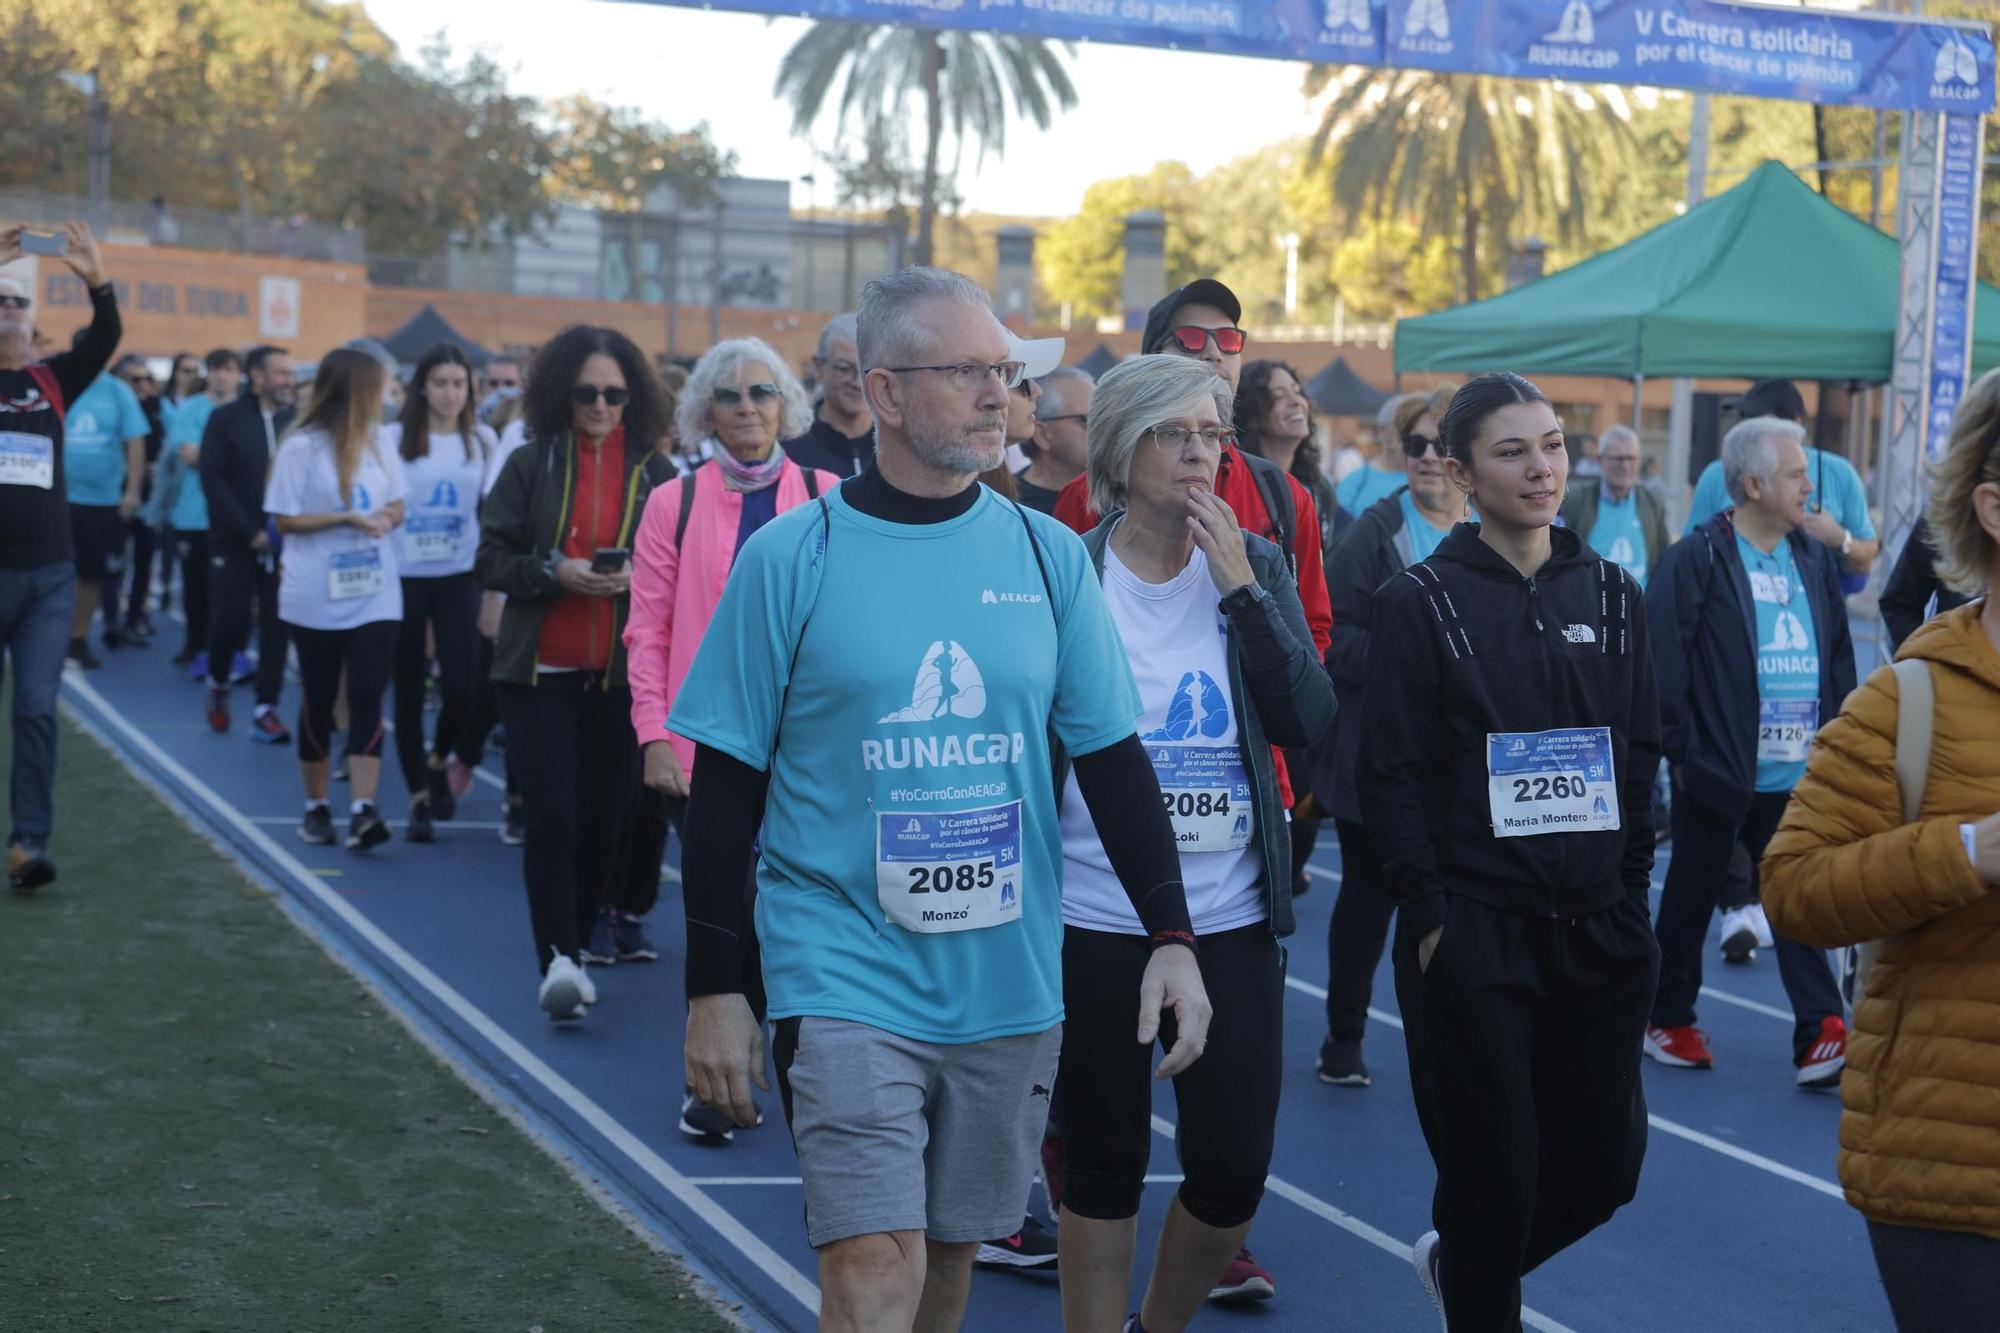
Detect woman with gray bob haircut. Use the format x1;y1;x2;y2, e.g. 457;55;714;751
672;337;814;464
1056;352;1333;1329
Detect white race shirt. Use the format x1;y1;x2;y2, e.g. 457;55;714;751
1059;536;1263;936
383;422;493;579
265;426;409;631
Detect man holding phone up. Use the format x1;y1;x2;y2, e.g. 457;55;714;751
0;221;118;891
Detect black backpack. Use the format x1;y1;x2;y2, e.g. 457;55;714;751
674;459;821;549
1237;449;1299;577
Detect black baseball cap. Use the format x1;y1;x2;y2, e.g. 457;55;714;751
1142;279;1243;355
1732;378;1807;422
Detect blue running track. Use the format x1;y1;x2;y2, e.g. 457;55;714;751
59;634;1893;1332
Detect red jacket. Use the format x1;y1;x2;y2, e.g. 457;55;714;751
537;428;628;671
1054;447;1333;806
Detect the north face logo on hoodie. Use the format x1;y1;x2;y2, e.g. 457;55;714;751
1563;624;1597;644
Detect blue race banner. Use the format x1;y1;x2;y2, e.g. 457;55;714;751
1381;0;1993;113
620;0;1992;112
1925;112;1982;460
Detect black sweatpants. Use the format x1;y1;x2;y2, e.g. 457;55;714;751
209;539;287;707
1395;894;1657;1333
1325;816;1397;1044
1868;1220;2000;1330
170;530;210;657
1059;922;1284;1230
117;517;157;626
1653;789;1843;1059
392;573;479;800
498;675;637;972
289;620;397;765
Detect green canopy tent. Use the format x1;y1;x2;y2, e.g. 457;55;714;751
1395;160;2000;382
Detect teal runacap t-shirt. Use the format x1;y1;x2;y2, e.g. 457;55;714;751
1589;489;1650;588
669;486;1142;1045
1737;534;1820;793
1338;464;1404;518
161;395;218;531
64;374;148;506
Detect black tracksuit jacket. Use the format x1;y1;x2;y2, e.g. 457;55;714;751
1357;524;1662;938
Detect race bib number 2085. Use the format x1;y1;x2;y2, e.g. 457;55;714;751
875;800;1023;934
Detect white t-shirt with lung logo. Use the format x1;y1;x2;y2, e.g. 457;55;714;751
1059;536;1263;936
264;426;409;631
382;422;494;579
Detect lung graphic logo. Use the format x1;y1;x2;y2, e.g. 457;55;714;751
1936;36;1979;87
352;482;372;512
879;641;987;723
1142;671;1230;742
1543;0;1594;43
1323;0;1371;32
425;479;460;510
1761;610;1810;654
1404;0;1448;40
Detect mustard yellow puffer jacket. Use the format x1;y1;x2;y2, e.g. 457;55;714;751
1762;603;2000;1240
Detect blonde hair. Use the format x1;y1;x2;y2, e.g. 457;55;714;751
1925;365;2000;597
1393;393;1436;441
292;348;387;506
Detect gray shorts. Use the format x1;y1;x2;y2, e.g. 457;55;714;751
771;1016;1061;1248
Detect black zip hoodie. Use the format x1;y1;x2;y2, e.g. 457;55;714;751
1357;523;1661;936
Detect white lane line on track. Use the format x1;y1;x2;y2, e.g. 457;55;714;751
62;673;820;1317
1699;985;1794;1022
683;1175;1189;1186
1147;1114;1580;1333
1281;975;1843;1199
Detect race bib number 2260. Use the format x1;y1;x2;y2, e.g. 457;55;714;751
1486;727;1620;839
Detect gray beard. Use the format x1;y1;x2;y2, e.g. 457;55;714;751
910;424;1004;476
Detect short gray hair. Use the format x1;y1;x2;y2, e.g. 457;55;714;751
1722;415;1806;504
815;313;858;362
1087;355;1235;515
1376;392;1407;433
1598;424;1641;455
857;267;994;374
1037;366;1094;421
676;336;813;445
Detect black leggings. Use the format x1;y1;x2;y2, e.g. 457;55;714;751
171;530;210;656
1868;1220;2000;1330
392;573;479;798
1058;921;1284;1230
1326;816;1397;1043
289;620;398;765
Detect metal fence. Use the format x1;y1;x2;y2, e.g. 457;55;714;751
0;188;365;263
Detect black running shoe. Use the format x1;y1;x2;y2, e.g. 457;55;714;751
975;1215;1059;1271
347;804;390;851
66;637;102;670
1317;1034;1371;1087
298;805;336;846
679;1086;755;1143
426;764;456;822
9;842;56;893
613;913;658;962
406;801;436;843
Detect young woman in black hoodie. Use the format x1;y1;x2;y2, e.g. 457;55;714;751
1357;372;1662;1332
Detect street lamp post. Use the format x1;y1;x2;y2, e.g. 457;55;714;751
801;172;817;314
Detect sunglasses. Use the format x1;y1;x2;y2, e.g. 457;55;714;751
714;383;781;408
0;294;30;310
571;384;630;407
1167;325;1247;356
1401;431;1441;458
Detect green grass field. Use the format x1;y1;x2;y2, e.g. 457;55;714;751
0;702;736;1332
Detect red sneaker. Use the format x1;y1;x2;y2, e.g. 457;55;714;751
205;685;230;734
1643;1025;1714;1069
1796;1016;1847;1089
1208;1247;1275;1303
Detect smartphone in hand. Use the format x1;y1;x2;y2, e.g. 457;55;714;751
19;232;66;258
590;547;631;574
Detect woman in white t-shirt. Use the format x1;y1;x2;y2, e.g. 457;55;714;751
1052;354;1333;1331
384;344;496;842
265;347;408;852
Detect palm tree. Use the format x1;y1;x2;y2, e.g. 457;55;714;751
776;23;1077;266
1305;66;1640;303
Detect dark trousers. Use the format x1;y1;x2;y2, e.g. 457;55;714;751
1396;895;1657;1333
208;539;286;707
1326;816;1398;1043
499;676;637;971
289;620;397;765
170;530;210;657
1653;790;1843;1058
1868;1220;2000;1331
609;783;673;919
1669;773;1756;911
0;564;77;848
391;573;479;799
114;517;156;626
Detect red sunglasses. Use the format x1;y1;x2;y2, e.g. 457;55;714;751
1167;325;1247;356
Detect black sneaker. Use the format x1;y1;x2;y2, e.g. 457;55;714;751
66;637;102;670
9;842;56;893
1317;1034;1371;1087
613;912;658;962
425;764;456;822
500;801;525;847
975;1215;1059;1271
346;804;390;851
298;805;336;845
126;614;155;641
406;800;436;843
679;1086;756;1143
582;906;618;966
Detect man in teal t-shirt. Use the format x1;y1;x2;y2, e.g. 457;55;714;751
1562;425;1668;588
61;364;149;665
671;268;1207;1330
154;349;242;665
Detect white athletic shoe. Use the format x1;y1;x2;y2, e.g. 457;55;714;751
539;955;586;1020
1719;906;1760;964
576;962;597;1007
1412;1229;1446;1330
1747;902;1775;949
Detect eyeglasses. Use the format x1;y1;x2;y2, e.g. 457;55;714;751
817;359;859;379
571;384;631;407
1401;431;1441;458
714;383;781;408
1145;425;1235;452
1166;326;1247;356
0;295;30;310
886;361;1028;391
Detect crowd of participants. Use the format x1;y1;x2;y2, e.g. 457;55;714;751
3;221;1996;1333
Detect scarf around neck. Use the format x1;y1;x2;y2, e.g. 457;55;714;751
709;437;787;493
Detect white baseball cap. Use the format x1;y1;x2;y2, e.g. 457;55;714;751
1005;328;1065;381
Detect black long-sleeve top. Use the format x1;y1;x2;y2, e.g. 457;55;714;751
0;282;120;568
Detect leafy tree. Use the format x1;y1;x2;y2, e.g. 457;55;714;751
775;22;1077;266
1325;216;1458;320
1036;163;1210;325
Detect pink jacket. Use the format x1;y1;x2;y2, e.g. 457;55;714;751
624;460;837;770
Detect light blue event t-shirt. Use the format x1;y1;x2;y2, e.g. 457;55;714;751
64;374;149;506
1589;489;1650;588
1736;534;1820;793
1685;447;1876;540
1338;464;1405;518
669;487;1141;1045
1397;488;1454;563
161;395;218;530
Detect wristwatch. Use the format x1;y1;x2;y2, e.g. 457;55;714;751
1219;583;1265;616
1839;528;1854;558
